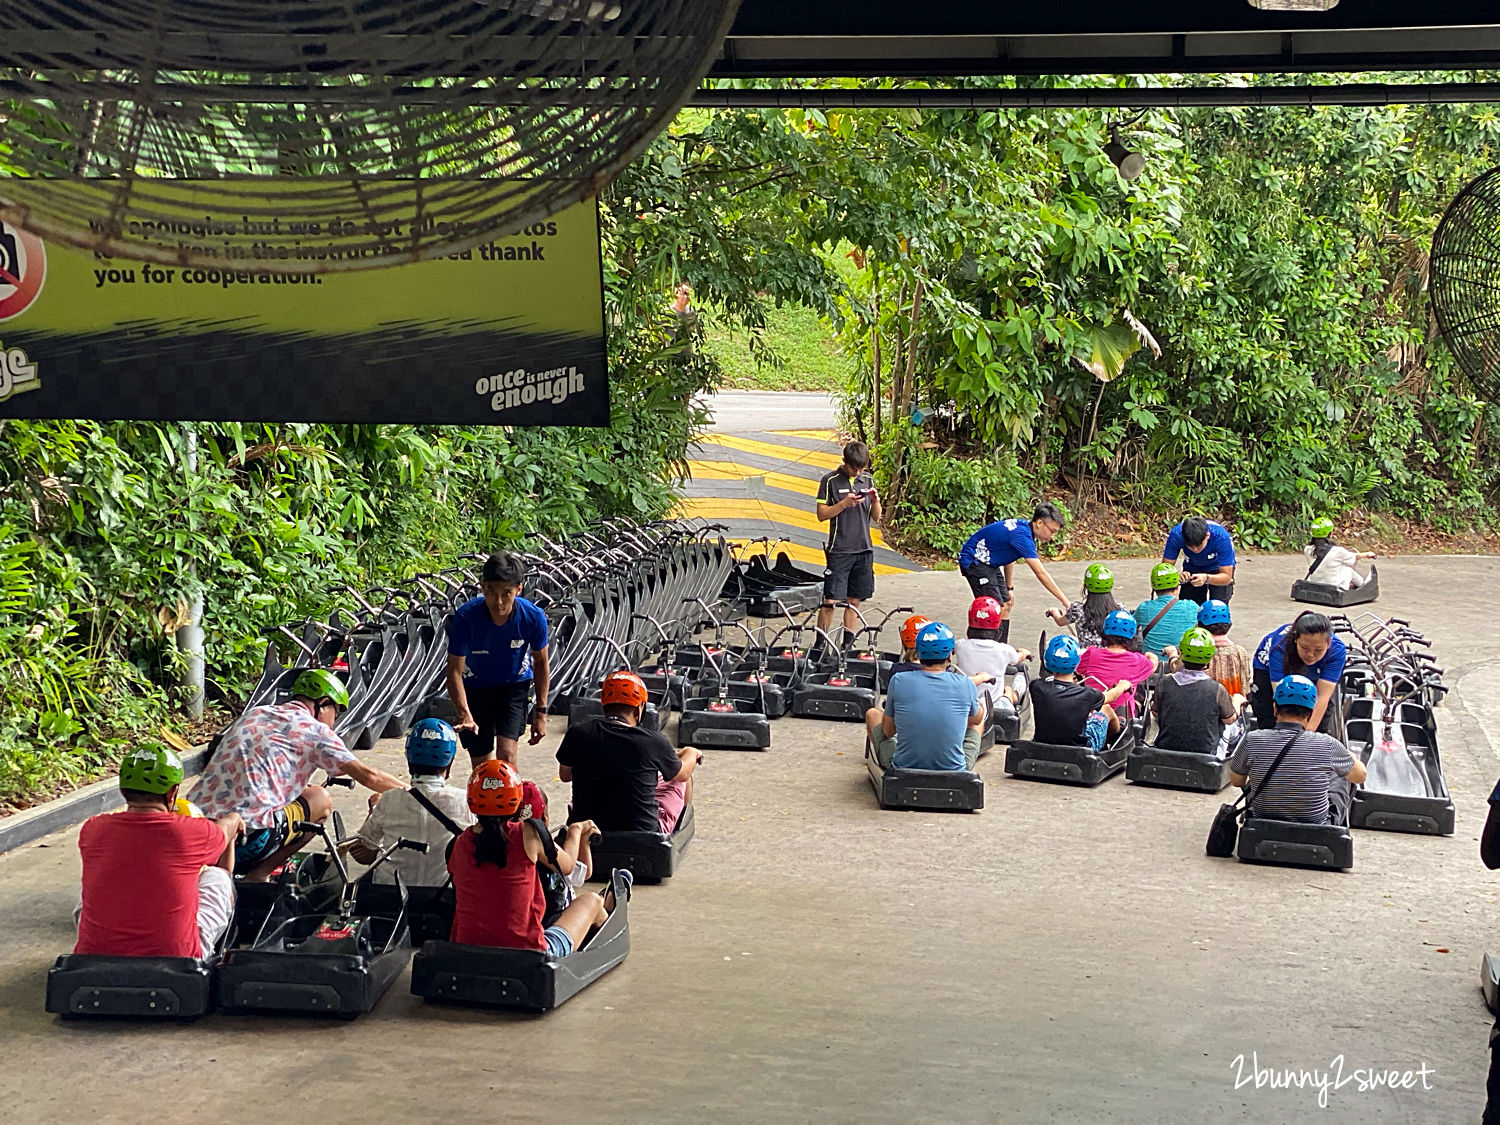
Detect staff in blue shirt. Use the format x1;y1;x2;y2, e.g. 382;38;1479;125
445;552;551;766
1250;611;1346;734
1162;516;1237;604
956;503;1071;644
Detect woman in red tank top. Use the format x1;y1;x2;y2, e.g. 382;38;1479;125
447;762;610;957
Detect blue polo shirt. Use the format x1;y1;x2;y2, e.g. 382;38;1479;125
1253;624;1347;685
958;518;1038;569
1163;521;1236;575
446;596;549;688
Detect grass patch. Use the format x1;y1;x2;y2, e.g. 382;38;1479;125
704;304;848;391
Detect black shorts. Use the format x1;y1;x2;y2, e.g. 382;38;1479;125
1179;579;1234;604
961;563;1010;604
823;551;875;602
460;681;533;754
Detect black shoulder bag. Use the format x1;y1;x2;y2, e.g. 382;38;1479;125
527;817;570;927
1206;730;1302;857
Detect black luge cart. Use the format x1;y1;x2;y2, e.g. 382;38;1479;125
217;823;426;1018
1004;725;1135;787
46;954;216;1020
865;754;983;812
1236;817;1354;870
1291;564;1380;607
410;870;632;1013
588;802;695;884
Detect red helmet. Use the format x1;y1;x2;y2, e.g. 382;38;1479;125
600;669;649;709
899;614;933;650
521;779;547;820
969;596;1004;629
468;760;523;817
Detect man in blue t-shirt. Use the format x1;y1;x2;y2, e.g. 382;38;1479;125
864;622;982;771
1162;516;1237;604
956;503;1071;644
445;551;551;765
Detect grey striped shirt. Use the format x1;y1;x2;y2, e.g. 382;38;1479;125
1229;723;1355;824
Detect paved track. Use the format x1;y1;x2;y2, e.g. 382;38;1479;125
2;554;1498;1123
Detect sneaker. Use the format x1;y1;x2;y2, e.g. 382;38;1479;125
1011;671;1028;697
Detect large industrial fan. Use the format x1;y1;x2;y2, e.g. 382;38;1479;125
0;0;739;272
1431;165;1500;400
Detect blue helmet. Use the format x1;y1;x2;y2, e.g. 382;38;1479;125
1273;675;1319;711
914;621;956;661
405;718;459;769
1197;599;1231;628
1043;634;1081;674
1101;609;1138;640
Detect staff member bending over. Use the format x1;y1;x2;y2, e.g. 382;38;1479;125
447;551;551;765
1251;611;1346;735
957;503;1071;644
1162;515;1237;604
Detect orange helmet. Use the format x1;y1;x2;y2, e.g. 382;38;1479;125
468;760;524;817
600;669;649;709
899;614;933;651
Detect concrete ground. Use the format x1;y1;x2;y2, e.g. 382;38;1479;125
703;389;836;434
3;552;1499;1124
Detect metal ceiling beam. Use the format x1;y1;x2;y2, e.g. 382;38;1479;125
690;83;1500;110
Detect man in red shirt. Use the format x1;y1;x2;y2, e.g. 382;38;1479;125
75;744;243;960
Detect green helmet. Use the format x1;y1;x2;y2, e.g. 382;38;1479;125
1178;627;1217;666
1310;516;1334;539
119;743;185;795
1083;563;1115;594
292;668;350;708
1150;561;1180;592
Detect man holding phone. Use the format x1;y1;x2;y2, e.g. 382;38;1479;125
815;440;882;644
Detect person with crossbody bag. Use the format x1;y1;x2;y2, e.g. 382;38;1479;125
1134;562;1201;659
1208;676;1366;856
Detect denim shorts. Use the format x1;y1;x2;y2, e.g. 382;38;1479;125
543;925;574;959
1084;712;1109;753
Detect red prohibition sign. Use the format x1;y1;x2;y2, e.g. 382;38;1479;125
0;224;47;323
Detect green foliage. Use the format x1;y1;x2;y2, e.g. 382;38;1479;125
703;303;849;391
677;77;1500;553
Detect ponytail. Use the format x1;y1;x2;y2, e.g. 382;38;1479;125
471;814;518;868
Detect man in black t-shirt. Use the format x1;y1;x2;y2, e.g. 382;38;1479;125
1029;635;1132;750
557;670;700;835
815;440;882;645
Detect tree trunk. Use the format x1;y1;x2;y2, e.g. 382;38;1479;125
871;260;882;445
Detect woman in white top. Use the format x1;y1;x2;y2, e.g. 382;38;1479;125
1303;517;1375;590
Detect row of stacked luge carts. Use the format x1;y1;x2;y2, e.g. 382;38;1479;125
47;519;741;1022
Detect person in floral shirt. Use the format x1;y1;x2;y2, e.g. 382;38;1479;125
193;669;404;880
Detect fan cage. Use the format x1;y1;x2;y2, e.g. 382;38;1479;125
0;0;739;272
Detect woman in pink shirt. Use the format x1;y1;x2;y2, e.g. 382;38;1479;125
1077;610;1158;721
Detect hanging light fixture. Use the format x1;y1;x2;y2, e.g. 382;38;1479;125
1246;0;1339;10
1104;127;1146;180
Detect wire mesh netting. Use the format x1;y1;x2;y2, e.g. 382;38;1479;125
1430;164;1500;401
0;0;738;272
